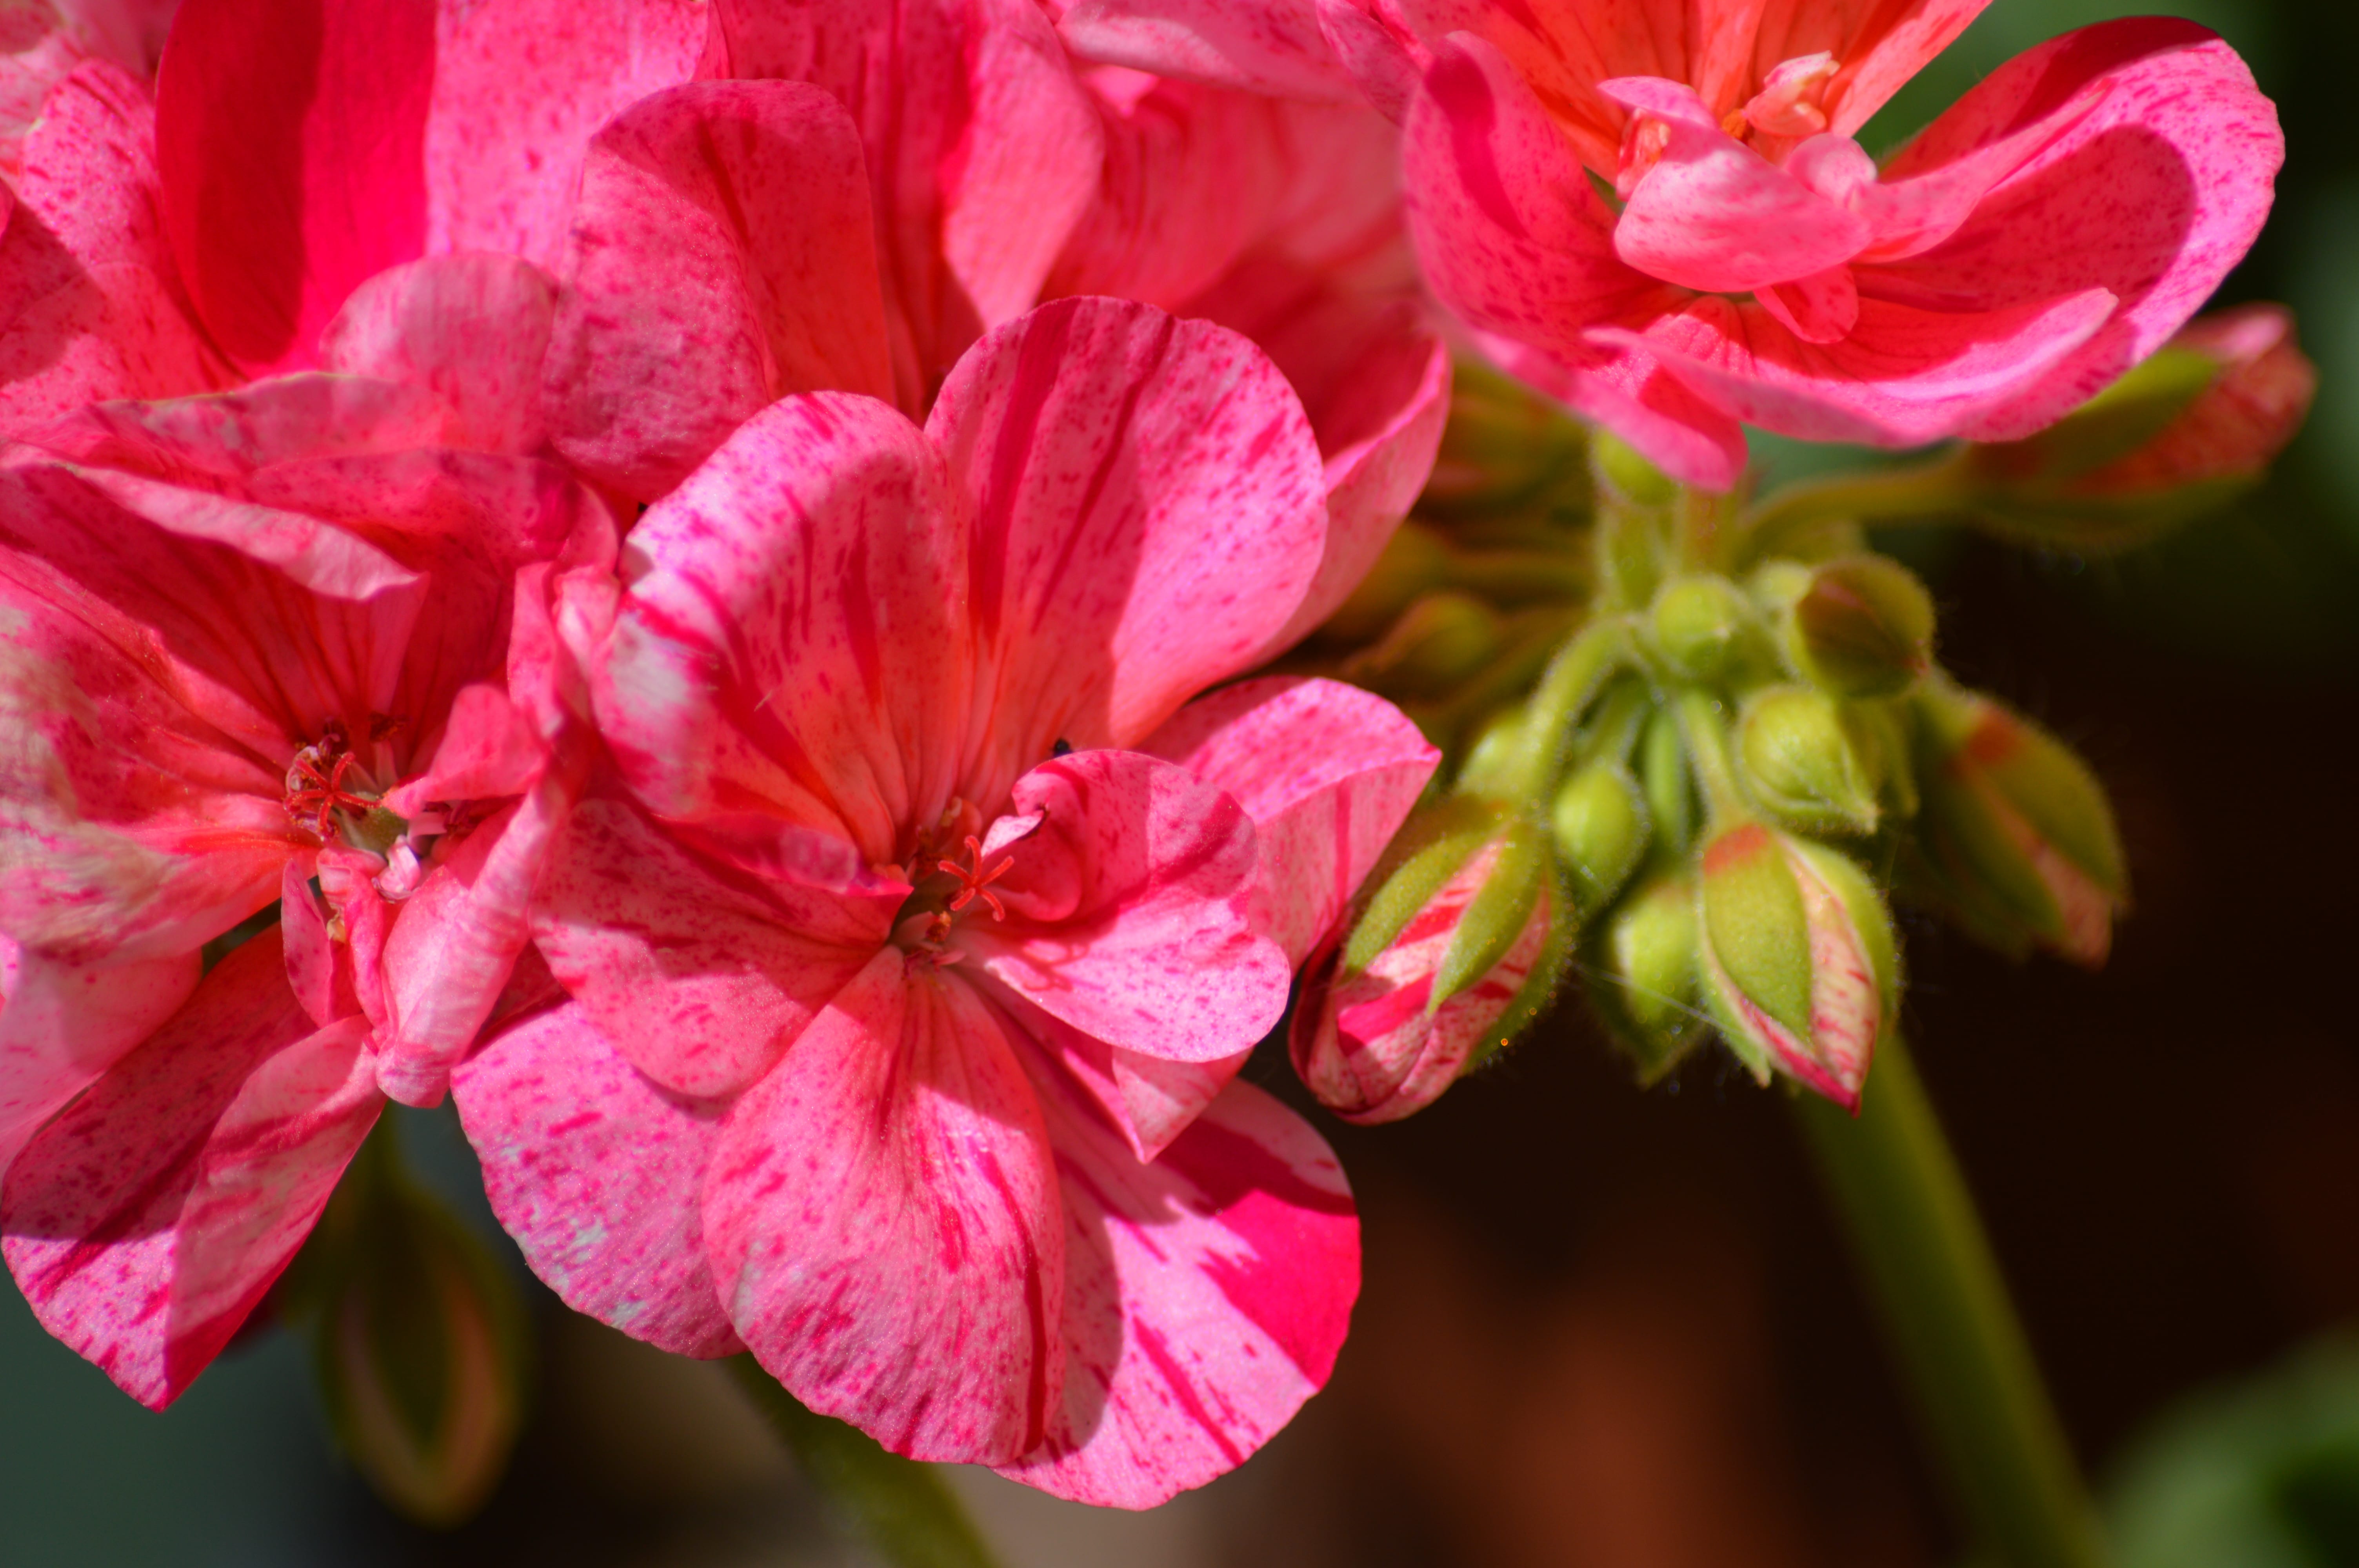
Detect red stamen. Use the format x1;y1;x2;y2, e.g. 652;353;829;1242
939;834;1015;922
284;740;376;838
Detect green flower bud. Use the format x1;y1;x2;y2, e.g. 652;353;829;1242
1320;521;1454;644
1593;429;1678;506
1736;685;1881;837
1552;760;1650;917
1771;555;1934;698
1696;822;1898;1111
293;1142;529;1528
1638;706;1697;858
1420;356;1593;521
1650;573;1758;684
1585;868;1707;1083
1905;682;2127;966
1339;590;1505;699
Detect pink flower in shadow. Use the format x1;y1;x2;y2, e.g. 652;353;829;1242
451;296;1438;1505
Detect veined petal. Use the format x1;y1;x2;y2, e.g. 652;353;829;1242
0;938;199;1173
318;256;559;456
593;394;970;862
1055;0;1362;102
421;0;714;269
541;80;895;501
450;1001;742;1358
530;795;888;1102
963;749;1290;1065
1865;19;2283;441
1142;676;1437;967
926;297;1326;786
705;950;1065;1465
996;1032;1356;1507
1;932;380;1408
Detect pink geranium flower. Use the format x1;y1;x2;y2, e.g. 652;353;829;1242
452;296;1438;1504
1050;1;2284;491
0;372;612;1404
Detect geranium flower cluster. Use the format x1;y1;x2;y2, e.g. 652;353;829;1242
0;0;2281;1515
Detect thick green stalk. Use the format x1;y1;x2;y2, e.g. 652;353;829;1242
1792;1034;2110;1568
728;1357;1002;1568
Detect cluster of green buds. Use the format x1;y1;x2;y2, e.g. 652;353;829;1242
1298;355;2163;1118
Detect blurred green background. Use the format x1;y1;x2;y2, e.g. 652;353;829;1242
9;2;2359;1564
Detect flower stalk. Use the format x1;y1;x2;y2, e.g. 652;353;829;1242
1792;1033;2110;1568
730;1358;1002;1568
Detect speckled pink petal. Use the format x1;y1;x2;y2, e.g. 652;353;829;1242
717;0;1104;409
451;1001;743;1358
422;0;714;269
962;749;1289;1065
541;80;894;501
1056;0;1360;101
1399;36;1743;486
0;62;220;438
705;949;1065;1465
1;931;380;1408
1143;676;1437;967
592;393;970;863
995;1030;1356;1507
925;297;1326;778
375;784;560;1109
318;255;558;456
530;796;890;1101
0;936;198;1174
154;0;434;373
1867;19;2283;442
1603;286;2116;448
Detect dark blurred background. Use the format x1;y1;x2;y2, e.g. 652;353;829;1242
9;0;2359;1563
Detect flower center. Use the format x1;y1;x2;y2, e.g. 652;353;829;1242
282;716;409;855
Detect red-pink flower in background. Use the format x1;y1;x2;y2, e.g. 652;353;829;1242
1052;1;2284;491
453;296;1438;1504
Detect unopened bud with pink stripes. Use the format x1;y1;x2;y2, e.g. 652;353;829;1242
1292;800;1563;1124
1696;821;1897;1112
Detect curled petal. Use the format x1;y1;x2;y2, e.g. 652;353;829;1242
318;255;558;455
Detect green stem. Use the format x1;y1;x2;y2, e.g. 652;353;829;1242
1670;688;1750;823
1792;1034;2110;1568
728;1357;1003;1568
1739;451;1972;559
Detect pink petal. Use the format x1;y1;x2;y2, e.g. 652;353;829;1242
1605;286;2117;448
1110;1045;1251;1163
1756;263;1859;344
421;0;714;269
1399;36;1743;486
961;749;1291;1065
719;0;1105;409
0;63;219;439
995;1031;1356;1507
1795;1;1995;139
540;80;895;501
374;785;560;1109
154;0;435;372
381;682;547;817
591;393;970;864
1;931;380;1408
1866;19;2283;441
926;296;1327;775
449;1001;743;1358
317;255;559;455
0;938;199;1174
1056;0;1362;102
1603;91;1871;294
530;795;890;1101
1143;676;1437;967
704;949;1065;1465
